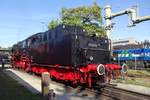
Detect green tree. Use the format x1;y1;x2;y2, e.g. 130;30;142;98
48;3;106;37
48;19;61;29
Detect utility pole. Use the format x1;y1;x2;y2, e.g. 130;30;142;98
41;22;48;31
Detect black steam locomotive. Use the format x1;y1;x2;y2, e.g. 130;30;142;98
11;24;123;87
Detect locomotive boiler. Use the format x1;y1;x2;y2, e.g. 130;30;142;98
11;24;127;88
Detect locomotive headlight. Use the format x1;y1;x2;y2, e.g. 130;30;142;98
97;64;105;75
121;63;128;73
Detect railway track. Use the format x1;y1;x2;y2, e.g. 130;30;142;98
57;82;150;100
87;84;150;100
50;80;150;100
101;84;150;100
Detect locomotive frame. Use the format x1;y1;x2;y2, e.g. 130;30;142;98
11;24;127;88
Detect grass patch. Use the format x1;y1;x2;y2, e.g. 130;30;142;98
127;70;150;77
0;69;45;100
113;70;150;88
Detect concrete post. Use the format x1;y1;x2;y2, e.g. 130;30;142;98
41;72;50;96
104;5;112;40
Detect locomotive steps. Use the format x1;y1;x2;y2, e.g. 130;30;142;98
3;68;150;100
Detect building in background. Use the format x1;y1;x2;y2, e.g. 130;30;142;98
113;38;150;69
113;48;150;69
112;37;139;46
112;38;142;50
112;38;150;50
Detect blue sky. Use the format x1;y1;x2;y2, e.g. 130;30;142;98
0;0;150;47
